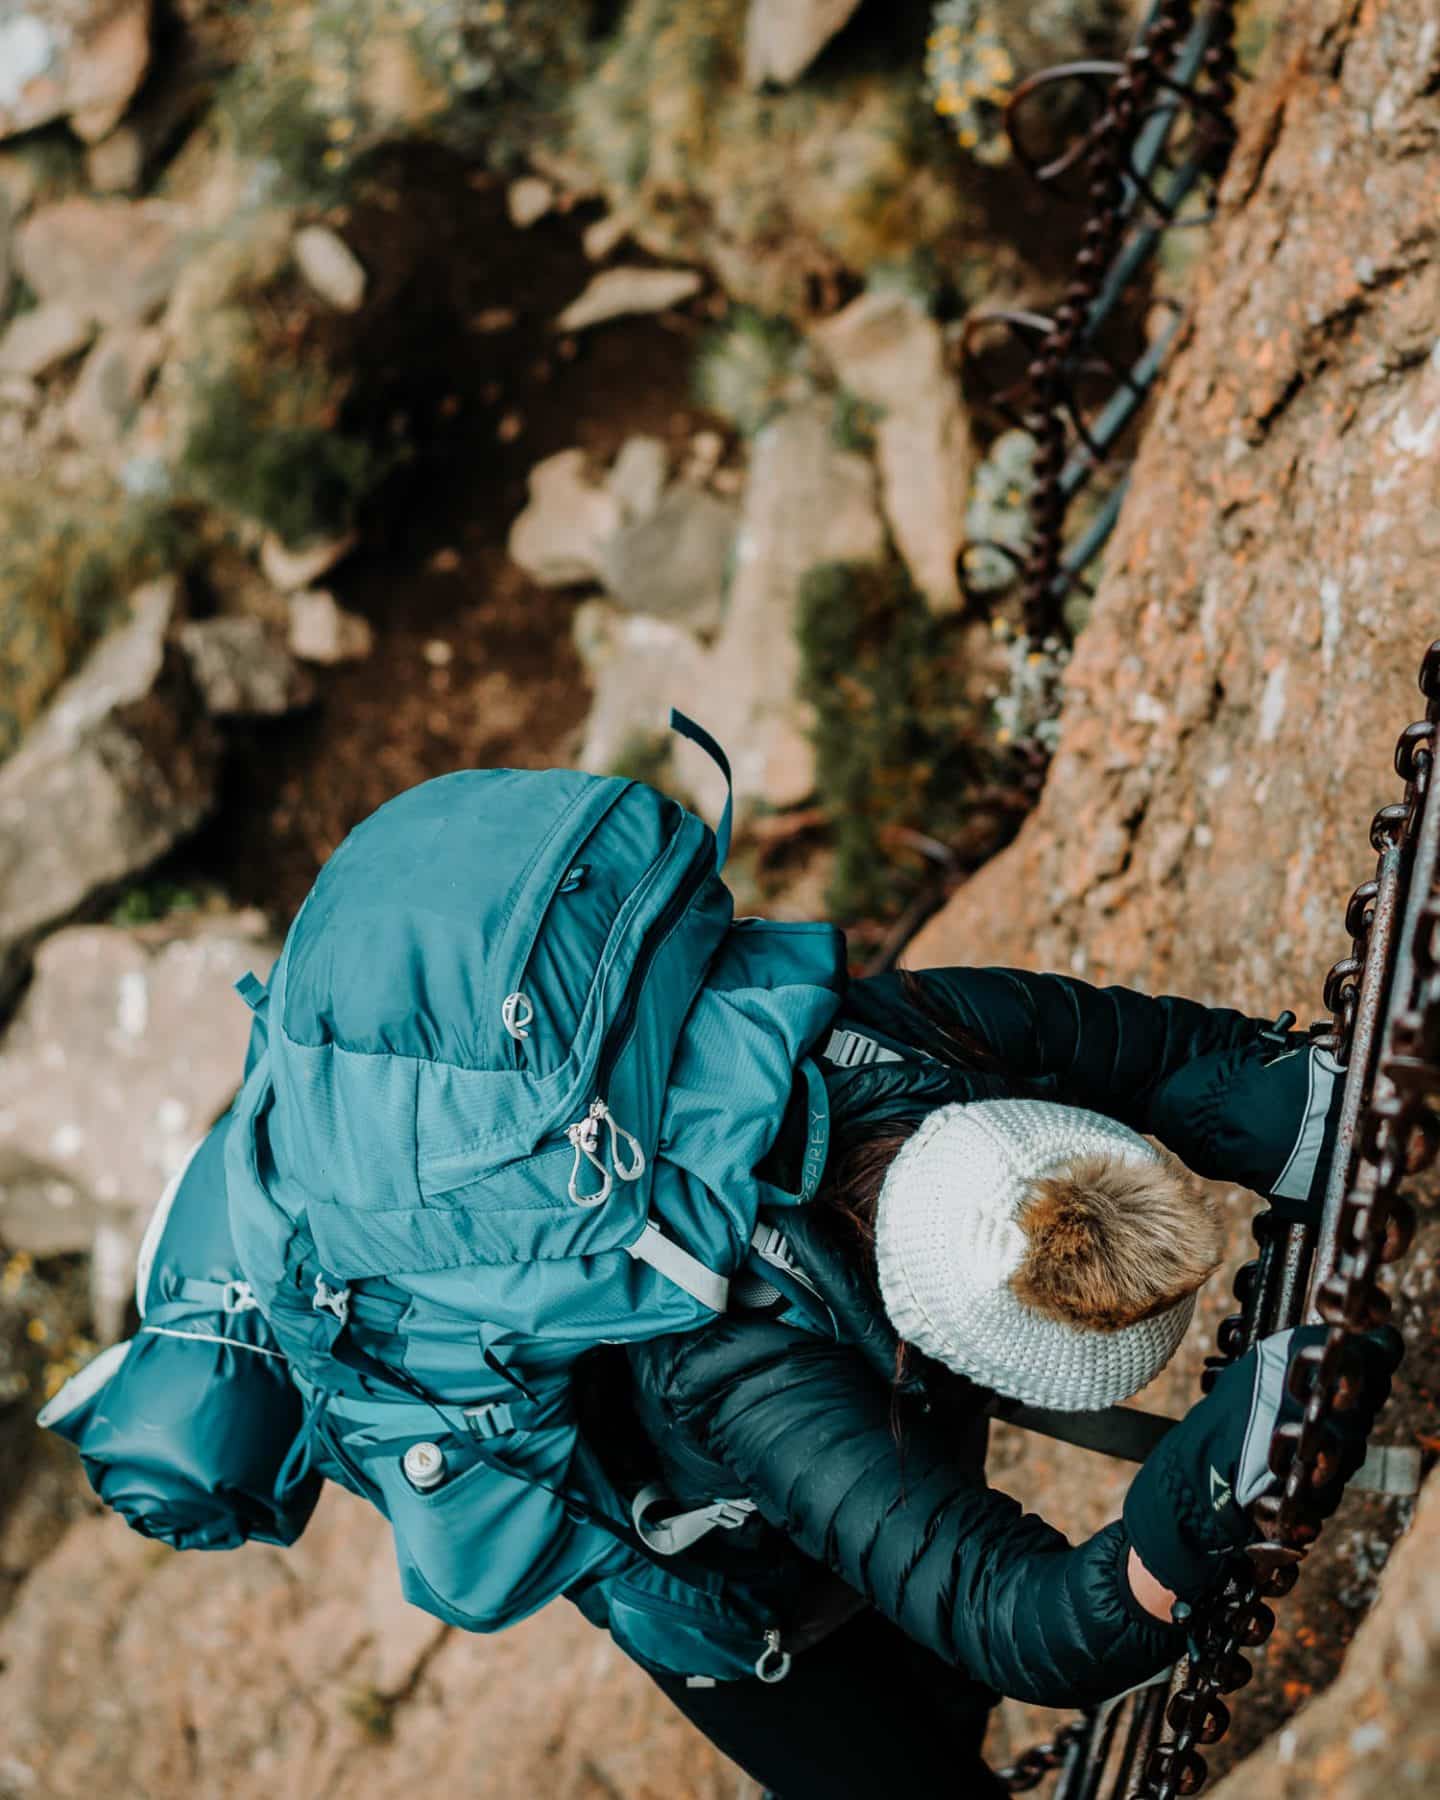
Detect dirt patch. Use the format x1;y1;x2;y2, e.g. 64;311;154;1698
178;144;726;926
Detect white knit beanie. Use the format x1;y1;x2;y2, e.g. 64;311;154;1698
874;1099;1195;1412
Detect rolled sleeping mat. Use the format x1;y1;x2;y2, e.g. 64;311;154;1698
38;1109;321;1551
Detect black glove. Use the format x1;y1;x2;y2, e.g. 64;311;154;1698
1123;1324;1403;1601
1145;1030;1344;1222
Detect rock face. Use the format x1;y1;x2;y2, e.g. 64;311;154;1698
917;0;1440;1773
0;1485;756;1800
0;0;152;143
0;580;219;975
812;286;970;613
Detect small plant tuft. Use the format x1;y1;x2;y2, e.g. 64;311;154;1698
0;488;194;762
177;369;390;548
692;309;802;438
796;556;994;921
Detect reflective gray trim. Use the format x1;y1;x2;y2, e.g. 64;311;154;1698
36;1338;132;1429
1236;1328;1294;1507
627;1220;729;1312
824;1028;904;1068
140;1324;288;1361
1271;1048;1342;1203
134;1136;205;1318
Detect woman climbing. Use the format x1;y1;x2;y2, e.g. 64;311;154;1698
604;962;1399;1798
40;753;1400;1800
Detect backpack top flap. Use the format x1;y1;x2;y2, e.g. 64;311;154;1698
261;767;730;1217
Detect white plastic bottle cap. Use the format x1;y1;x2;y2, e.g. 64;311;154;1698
402;1441;446;1492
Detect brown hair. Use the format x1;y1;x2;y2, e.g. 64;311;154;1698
1011;1148;1222;1331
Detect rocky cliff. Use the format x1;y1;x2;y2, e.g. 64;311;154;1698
917;0;1440;1778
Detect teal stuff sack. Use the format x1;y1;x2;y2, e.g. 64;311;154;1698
39;1106;321;1550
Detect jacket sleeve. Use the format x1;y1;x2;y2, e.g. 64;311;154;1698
874;965;1278;1138
651;1317;1186;1707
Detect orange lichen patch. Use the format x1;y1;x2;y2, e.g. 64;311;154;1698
1283;1679;1315;1705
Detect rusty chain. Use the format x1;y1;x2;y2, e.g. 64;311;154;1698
955;0;1240;642
927;18;1435;1793
990;643;1440;1798
1131;642;1440;1798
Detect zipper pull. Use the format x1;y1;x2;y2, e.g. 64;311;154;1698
754;1628;792;1683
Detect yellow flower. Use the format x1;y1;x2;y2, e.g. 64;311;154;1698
326;115;356;143
25;1318;49;1344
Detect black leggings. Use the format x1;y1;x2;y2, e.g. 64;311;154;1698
641;1607;1008;1799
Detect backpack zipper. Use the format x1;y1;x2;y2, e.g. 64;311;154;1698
561;838;713;1207
592;839;713;1101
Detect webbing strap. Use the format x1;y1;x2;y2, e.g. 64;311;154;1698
669;708;733;871
234;971;269;1015
627;1219;729;1313
822;1027;905;1068
631;1482;757;1556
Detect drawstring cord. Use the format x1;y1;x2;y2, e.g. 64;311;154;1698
566;1098;646;1207
274;1382;333;1502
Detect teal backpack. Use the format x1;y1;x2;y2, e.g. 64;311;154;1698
48;717;847;1683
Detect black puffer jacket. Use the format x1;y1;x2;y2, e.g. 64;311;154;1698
627;966;1321;1708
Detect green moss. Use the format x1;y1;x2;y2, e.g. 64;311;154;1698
830;386;881;454
110;881;203;927
796;557;988;921
693;309;802;437
0;488;193;763
217;71;350;202
178;369;390;547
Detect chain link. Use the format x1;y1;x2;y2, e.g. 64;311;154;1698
943;12;1433;1793
1134;641;1440;1799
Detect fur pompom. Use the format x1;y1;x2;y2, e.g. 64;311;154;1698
1012;1149;1221;1332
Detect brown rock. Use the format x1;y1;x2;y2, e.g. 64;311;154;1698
0;1;152;144
672;399;886;822
287;589;375;665
178;616;316;717
0;579;220;972
0;300;94;378
743;0;864;87
812;286;970;613
83;123;144;192
15;196;189;325
555;265;703;333
63;322;162;444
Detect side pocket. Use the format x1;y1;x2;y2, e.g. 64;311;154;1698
364;1436;608;1632
603;1568;778;1682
